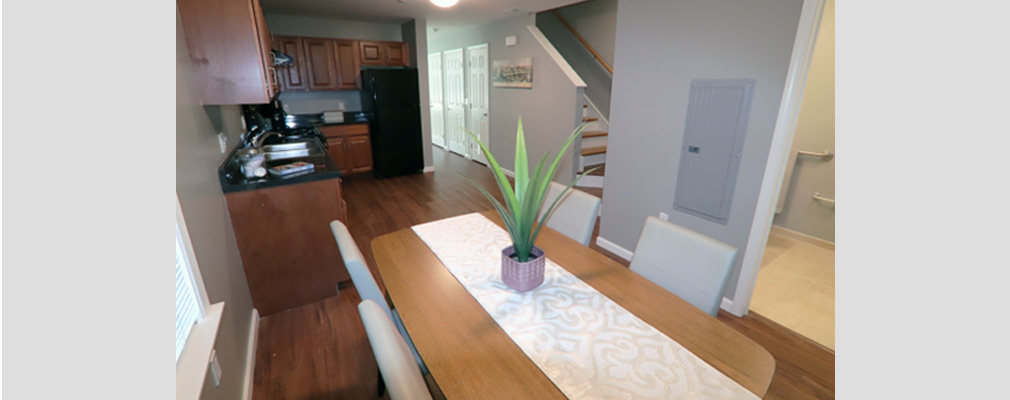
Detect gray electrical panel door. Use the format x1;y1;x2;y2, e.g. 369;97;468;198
673;79;755;224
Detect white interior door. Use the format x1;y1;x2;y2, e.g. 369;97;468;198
428;53;446;149
466;44;490;165
444;49;467;156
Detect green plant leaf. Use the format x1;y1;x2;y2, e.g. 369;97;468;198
514;117;529;206
464;129;520;221
529;165;601;247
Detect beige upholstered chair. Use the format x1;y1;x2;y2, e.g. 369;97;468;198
358;299;434;400
330;220;427;374
629;217;738;316
538;182;602;246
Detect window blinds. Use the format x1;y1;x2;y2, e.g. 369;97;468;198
176;229;201;363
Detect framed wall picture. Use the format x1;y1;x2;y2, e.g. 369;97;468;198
492;58;533;88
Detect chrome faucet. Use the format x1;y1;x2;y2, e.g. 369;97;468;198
250;131;280;148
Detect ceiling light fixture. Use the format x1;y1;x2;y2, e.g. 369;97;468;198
430;0;459;8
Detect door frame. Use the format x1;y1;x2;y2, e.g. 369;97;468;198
465;43;490;165
428;52;446;149
726;0;827;316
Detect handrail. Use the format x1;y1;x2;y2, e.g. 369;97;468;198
551;10;613;75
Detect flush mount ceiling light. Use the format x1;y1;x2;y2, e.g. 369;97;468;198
430;0;459;8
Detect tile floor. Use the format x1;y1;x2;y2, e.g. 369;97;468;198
749;229;835;350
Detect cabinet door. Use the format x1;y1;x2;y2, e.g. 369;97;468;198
303;38;339;90
326;136;349;174
384;42;410;66
177;0;275;104
347;134;373;173
273;36;307;91
359;41;384;66
333;39;361;90
251;0;279;97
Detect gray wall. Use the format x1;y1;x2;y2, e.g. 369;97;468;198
402;19;434;169
600;0;803;302
266;14;404;114
773;0;835;242
429;14;584;184
176;9;256;400
536;5;615;119
265;14;403;41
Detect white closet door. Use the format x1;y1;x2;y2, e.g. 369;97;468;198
444;49;467;156
428;53;446;149
466;44;490;165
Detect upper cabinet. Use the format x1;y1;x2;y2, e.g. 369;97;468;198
359;41;410;67
177;0;278;105
273;36;308;91
270;36;408;93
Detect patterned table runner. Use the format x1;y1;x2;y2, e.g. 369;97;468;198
411;213;759;399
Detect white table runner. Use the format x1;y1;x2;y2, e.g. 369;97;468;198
411;213;759;399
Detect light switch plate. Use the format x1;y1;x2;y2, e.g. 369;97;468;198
505;36;517;47
659;212;669;221
217;133;228;154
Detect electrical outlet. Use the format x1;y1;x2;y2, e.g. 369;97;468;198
659;212;669;221
218;133;228;154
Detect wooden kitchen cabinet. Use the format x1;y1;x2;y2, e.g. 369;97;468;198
303;38;340;91
320;124;372;175
333;39;362;90
272;36;308;91
225;177;349;317
359;40;410;67
177;0;278;105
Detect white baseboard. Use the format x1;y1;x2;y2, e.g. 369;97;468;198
595;236;633;261
241;309;260;400
423;166;435;173
770;225;835;251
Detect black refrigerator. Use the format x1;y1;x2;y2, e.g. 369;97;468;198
360;68;424;179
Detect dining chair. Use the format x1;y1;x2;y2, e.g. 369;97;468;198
330;220;428;374
538;182;602;246
629;216;739;316
359;299;435;400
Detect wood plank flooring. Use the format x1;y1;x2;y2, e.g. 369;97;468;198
251;146;834;400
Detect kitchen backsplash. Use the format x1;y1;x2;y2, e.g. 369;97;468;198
278;91;362;115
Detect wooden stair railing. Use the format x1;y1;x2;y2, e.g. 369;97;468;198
551;10;613;75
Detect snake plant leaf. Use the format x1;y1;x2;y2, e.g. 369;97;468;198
466;119;593;262
530;165;602;246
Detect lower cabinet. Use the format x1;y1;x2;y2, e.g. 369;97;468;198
320;124;373;175
224;178;349;316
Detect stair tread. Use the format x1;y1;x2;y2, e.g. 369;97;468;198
581;145;607;156
582;117;599;122
582;130;608;138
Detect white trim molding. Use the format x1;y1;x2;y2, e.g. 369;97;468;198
241;309;261;400
730;0;827;317
176;302;226;400
594;236;634;261
527;25;586;88
423;166;435;173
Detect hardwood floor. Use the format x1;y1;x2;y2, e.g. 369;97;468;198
251;146;834;399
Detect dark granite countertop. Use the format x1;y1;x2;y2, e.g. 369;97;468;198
218;138;342;194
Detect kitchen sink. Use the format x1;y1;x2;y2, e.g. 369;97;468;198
261;139;326;161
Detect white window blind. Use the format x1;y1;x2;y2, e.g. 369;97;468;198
176;227;202;362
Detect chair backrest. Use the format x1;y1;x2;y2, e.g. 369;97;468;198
538;182;602;246
331;220;393;321
358;300;434;400
629;216;738;316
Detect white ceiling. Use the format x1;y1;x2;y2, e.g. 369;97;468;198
260;0;585;32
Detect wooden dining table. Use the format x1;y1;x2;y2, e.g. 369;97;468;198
371;210;775;399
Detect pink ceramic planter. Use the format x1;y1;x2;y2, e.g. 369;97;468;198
501;245;546;292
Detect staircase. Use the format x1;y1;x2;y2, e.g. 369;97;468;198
578;97;607;188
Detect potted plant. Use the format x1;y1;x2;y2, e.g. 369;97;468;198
466;117;600;292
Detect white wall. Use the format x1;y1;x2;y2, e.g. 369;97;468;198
176;8;256;400
429;14;584;184
599;0;804;302
773;0;835;242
